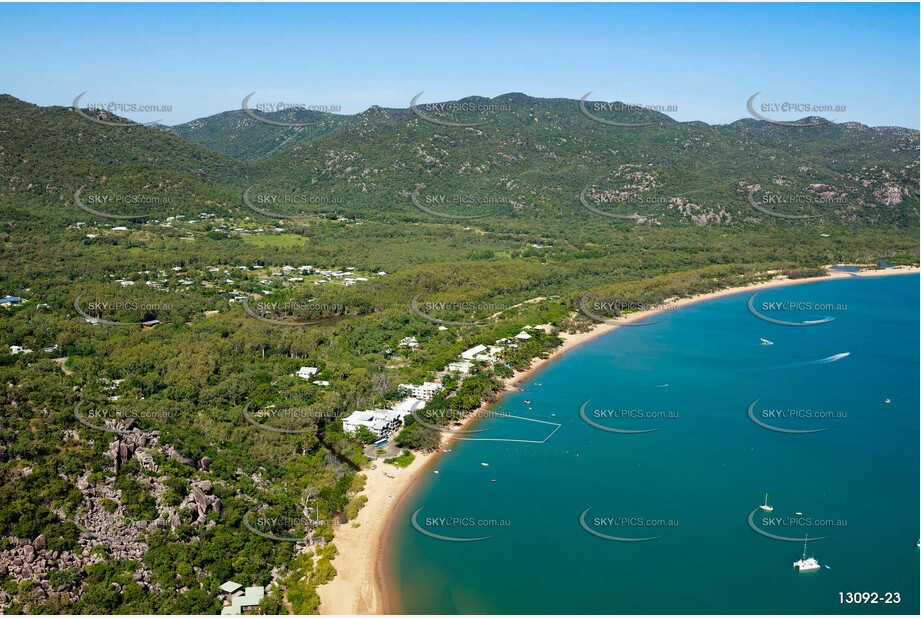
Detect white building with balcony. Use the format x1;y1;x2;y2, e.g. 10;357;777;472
398;381;443;401
342;409;403;438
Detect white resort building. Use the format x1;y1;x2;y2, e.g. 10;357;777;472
446;360;473;374
460;344;488;360
460;344;504;363
391;397;425;419
398;381;443;401
342;409;403;438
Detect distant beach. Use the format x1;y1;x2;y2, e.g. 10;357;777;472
316;264;919;615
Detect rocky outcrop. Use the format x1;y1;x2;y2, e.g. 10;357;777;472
109;431;149;472
190;480;222;523
0;532;155;613
0;426;228;611
874;183;903;206
667;196;731;226
165;445;197;467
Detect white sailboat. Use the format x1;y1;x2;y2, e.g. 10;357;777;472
793;535;821;571
759;493;774;512
760;337;774;346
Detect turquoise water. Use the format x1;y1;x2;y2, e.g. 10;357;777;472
386;275;920;614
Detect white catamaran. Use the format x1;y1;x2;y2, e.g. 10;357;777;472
793;535;821;571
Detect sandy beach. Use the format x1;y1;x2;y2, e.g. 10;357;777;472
314;453;437;615
317;264;919;615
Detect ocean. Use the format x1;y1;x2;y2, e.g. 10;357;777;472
385;274;920;614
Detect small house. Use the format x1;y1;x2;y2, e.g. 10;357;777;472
220;584;264;615
296;366;320;380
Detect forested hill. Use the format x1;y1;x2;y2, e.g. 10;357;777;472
5;93;918;230
0;94;249;228
245;94;919;228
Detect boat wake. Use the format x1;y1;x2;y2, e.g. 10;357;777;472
787;351;851;368
752;352;850;371
813;352;850;364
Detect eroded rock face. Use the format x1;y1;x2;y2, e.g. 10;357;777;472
165;445;197;468
190;480;222;523
108;430;149;471
668;196;731;226
874;183;903;206
0;533;153;613
1;425;229;612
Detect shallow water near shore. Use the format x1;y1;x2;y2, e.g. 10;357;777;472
385;274;920;614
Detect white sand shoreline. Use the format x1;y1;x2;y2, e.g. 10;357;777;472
316;264;918;615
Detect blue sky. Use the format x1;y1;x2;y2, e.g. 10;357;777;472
2;2;918;127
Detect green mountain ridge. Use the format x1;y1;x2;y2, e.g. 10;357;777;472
169;92;916;161
2;93;917;230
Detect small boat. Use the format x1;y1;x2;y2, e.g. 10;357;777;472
481;462;489;467
795;512;803;516
759;493;774;512
491;479;496;483
885;399;891;404
434;470;439;474
793;535;821;571
524;400;531;404
760;338;774;346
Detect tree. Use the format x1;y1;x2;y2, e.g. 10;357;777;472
353;425;378;444
394;423;441;452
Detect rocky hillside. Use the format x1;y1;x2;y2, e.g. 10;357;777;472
2;93;918;229
175;93;920;227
